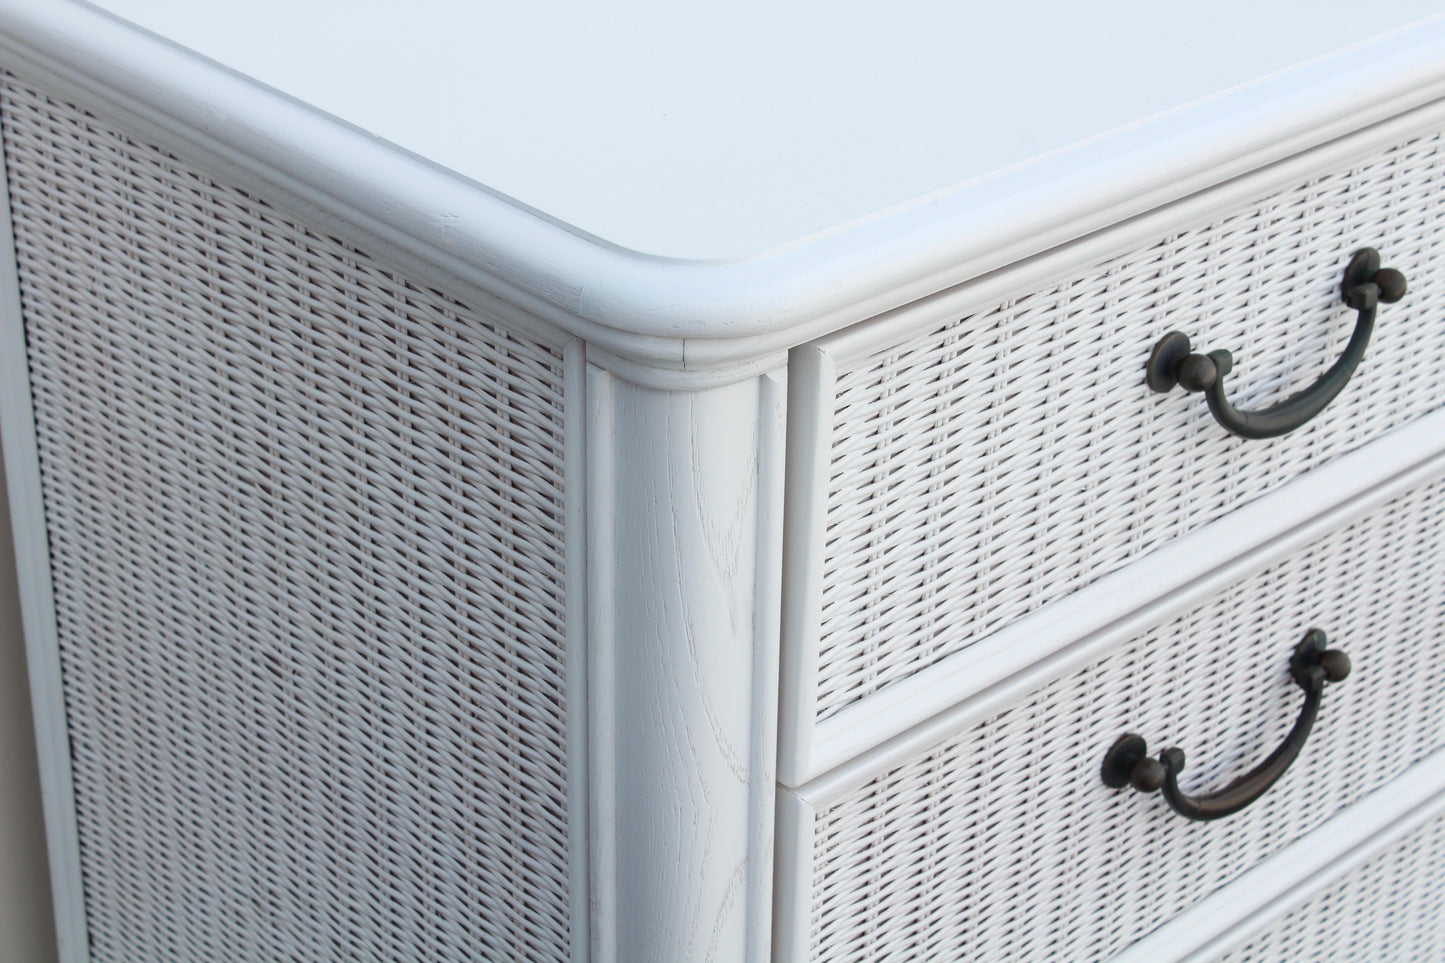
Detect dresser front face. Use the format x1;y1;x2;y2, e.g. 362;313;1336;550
778;105;1445;782
0;73;589;962
774;99;1445;961
786;473;1445;961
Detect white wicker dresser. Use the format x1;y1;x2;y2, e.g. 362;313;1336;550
3;3;1445;962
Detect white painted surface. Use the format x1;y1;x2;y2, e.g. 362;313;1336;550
0;438;56;963
563;340;592;963
0;4;1442;960
81;1;1445;258
770;788;815;963
0;153;85;963
1112;752;1445;963
586;368;785;960
775;346;831;789
815;97;1445;370
769;97;1445;785
5;3;1445;369
773;745;1445;963
794;415;1445;801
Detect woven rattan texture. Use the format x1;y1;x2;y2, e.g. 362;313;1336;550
1;77;573;961
808;477;1445;963
817;131;1445;723
1212;815;1445;962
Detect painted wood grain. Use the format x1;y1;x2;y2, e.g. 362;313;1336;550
587;366;785;961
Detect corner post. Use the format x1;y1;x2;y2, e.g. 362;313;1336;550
586;362;786;962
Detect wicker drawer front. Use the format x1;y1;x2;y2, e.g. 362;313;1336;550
1212;814;1445;962
783;470;1445;963
1;77;576;960
784;125;1445;759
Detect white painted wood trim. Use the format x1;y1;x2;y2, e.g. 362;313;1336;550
585;366;785;961
794;411;1445;801
771;788;817;963
0;125;90;963
1111;749;1445;963
775;347;834;788
746;370;787;963
563;340;592;962
584;365;618;962
0;1;1443;381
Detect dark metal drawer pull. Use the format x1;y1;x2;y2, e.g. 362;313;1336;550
1146;248;1407;439
1101;629;1350;822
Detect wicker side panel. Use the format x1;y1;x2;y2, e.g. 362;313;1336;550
808;476;1445;963
0;78;573;961
817;130;1445;722
1212;815;1445;962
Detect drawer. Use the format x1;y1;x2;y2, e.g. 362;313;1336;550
780;121;1445;781
774;465;1445;963
1211;813;1445;962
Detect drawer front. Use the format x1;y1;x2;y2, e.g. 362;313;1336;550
780;470;1445;963
1212;814;1445;962
782;120;1445;772
1;77;579;960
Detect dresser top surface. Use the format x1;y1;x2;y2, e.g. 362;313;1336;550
75;0;1445;260
4;1;1445;373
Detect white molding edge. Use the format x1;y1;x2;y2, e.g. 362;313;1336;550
816;96;1445;367
0;119;90;962
584;365;618;962
1112;748;1445;963
582;342;791;394
775;346;834;787
0;2;1443;381
794;410;1445;801
585;367;785;961
771;787;817;963
563;340;592;962
747;369;787;963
